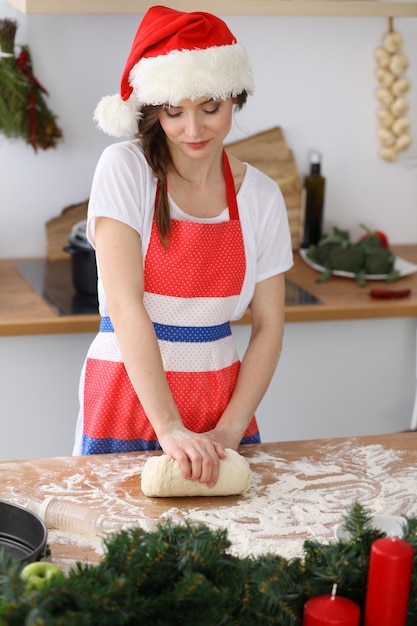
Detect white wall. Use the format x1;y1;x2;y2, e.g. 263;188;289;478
0;4;416;257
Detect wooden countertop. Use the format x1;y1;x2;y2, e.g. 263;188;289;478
1;245;417;336
1;432;416;571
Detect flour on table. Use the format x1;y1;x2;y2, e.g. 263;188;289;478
3;442;417;565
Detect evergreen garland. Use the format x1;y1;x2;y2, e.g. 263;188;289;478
0;19;62;151
0;502;416;625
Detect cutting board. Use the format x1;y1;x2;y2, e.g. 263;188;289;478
226;127;303;249
46;127;302;259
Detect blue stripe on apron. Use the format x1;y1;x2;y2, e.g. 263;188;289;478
100;316;232;343
82;435;162;455
82;433;259;455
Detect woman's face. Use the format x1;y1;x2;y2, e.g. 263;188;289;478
158;96;234;160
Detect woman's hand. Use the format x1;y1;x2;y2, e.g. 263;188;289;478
158;428;226;488
202;424;243;451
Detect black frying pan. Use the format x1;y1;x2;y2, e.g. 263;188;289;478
0;500;49;564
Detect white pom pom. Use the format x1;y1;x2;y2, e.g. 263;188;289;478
93;94;140;137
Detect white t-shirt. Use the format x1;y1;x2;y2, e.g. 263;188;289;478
87;140;293;321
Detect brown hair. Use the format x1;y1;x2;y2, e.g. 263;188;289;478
139;93;248;246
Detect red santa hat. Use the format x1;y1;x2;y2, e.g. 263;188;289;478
94;5;254;137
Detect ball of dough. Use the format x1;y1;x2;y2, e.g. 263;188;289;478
383;31;404;54
391;116;411;136
374;46;391;67
391;77;411;97
141;448;252;497
389;53;409;76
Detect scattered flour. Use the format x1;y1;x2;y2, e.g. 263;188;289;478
2;441;416;567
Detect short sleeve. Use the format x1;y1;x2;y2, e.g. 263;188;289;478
87;140;156;250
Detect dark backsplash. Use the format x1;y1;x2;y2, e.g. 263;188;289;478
14;259;322;317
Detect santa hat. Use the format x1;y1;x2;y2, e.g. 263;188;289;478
94;5;254;137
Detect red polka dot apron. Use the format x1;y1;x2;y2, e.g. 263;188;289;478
81;151;260;454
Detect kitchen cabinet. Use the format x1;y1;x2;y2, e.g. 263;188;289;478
4;0;417;16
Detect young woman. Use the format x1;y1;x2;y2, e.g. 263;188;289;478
73;5;293;488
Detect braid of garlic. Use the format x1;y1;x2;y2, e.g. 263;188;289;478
374;17;411;162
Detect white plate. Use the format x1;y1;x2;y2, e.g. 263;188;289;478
335;514;407;541
299;248;417;281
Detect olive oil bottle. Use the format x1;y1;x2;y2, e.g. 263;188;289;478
302;151;326;248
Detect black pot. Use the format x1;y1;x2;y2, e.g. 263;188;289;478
0;500;49;564
64;220;98;296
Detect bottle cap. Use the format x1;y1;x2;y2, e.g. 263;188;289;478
310;151;321;164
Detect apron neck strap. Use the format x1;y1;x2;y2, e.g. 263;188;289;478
223;150;239;221
155;151;239;221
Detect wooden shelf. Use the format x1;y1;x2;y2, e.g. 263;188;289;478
5;0;417;17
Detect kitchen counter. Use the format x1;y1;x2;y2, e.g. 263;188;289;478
1;244;417;337
1;432;416;571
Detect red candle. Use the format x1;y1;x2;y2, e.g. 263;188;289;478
303;584;360;626
364;537;413;626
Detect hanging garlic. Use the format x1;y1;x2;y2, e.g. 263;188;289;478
390;96;409;118
376;108;395;128
391;77;411;97
395;134;412;152
376;87;395;106
374;47;391;67
391;116;411;136
375;67;395;87
389;53;409;75
376;127;396;146
378;146;397;162
374;18;412;162
383;31;404;53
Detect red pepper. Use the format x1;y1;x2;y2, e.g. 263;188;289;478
360;224;389;248
370;288;411;299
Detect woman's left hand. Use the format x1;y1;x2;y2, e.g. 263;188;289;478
202;425;242;451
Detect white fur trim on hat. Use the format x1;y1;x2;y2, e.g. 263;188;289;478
94;93;141;137
131;42;254;107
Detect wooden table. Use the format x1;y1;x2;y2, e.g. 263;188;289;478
1;433;416;572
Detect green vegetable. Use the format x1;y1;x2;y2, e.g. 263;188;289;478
328;244;365;274
308;242;340;267
363;246;395;275
306;226;399;287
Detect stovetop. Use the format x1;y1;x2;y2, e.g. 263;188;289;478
14;259;98;316
14;258;322;317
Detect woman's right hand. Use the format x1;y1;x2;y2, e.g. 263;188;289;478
158;428;226;488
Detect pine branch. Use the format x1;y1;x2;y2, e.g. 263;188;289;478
0;19;62;151
0;503;416;625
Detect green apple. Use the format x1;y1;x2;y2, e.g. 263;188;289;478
20;561;65;591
